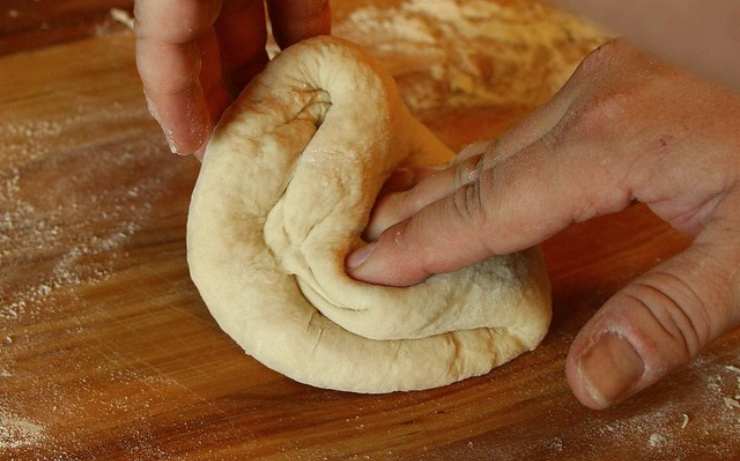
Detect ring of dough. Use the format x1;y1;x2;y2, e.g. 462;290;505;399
187;37;551;393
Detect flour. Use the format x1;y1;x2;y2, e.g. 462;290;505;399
110;8;135;30
0;103;168;325
334;0;606;112
0;411;45;450
647;432;667;449
723;397;740;410
680;413;689;429
0;98;176;456
0;24;216;460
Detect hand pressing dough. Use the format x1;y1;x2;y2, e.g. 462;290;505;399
187;36;551;393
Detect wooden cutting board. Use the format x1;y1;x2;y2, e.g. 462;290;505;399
1;2;739;460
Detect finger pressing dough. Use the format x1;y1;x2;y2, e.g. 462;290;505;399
187;36;551;393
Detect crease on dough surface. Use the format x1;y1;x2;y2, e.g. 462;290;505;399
187;36;552;393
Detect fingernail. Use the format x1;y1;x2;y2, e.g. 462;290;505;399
163;129;184;156
166;136;180;155
578;333;644;407
347;243;377;270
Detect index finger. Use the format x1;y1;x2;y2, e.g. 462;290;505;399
134;0;222;155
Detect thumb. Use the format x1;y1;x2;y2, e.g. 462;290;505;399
566;233;740;409
347;136;629;287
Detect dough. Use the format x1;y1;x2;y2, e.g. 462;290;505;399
187;36;551;393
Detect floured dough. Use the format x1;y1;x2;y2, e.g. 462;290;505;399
187;36;551;393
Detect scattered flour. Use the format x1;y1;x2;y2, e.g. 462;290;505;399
648;432;668;449
110;8;135;30
680;413;689;429
723;397;740;410
0;103;167;325
545;437;564;452
1;93;178;456
0;411;45;450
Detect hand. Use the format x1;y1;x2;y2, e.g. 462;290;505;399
134;0;331;157
347;40;740;409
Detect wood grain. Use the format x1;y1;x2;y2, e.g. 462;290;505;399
1;2;739;461
0;1;133;57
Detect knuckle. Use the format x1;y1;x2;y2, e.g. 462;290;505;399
565;91;627;140
618;290;691;366
561;43;640;141
453;155;483;189
569;163;632;222
545;95;637;221
624;271;712;362
650;270;715;344
450;178;487;229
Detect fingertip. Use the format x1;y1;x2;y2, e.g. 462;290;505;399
564;247;727;410
165;115;210;156
566;332;645;410
565;354;609;410
346;243;377;271
346;240;396;285
145;86;212;156
136;35;213;156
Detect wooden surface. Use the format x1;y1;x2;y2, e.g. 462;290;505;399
1;1;739;460
0;0;132;57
